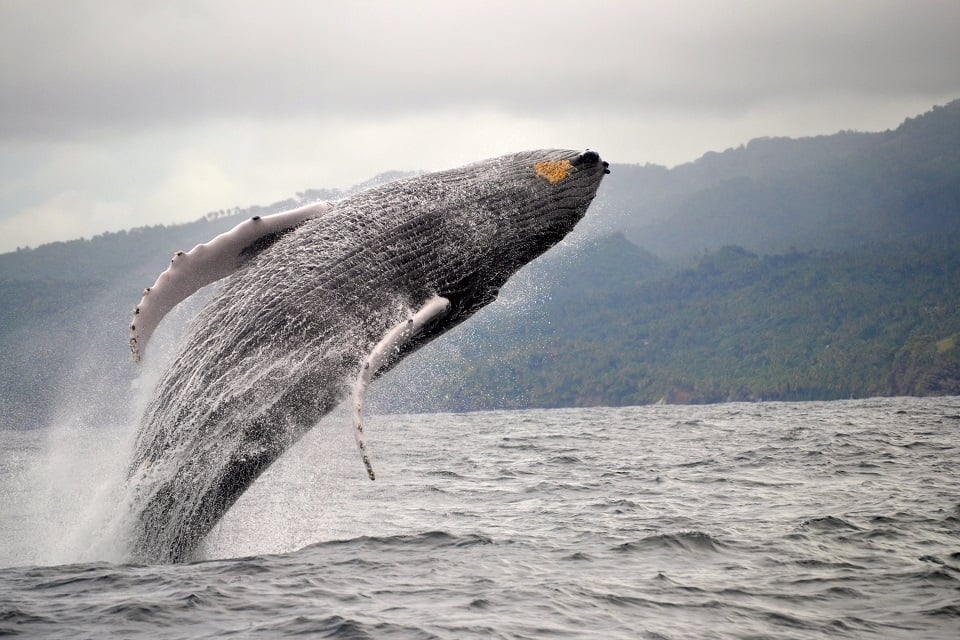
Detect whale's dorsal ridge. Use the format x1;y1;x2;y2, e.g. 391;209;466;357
129;201;332;363
351;295;452;480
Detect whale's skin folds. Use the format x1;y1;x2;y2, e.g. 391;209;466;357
123;149;608;563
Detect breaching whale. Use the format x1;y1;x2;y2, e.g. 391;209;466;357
123;149;608;563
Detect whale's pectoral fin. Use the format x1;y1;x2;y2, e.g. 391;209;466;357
129;202;332;363
351;295;452;481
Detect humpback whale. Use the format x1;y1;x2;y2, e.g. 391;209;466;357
123;149;608;563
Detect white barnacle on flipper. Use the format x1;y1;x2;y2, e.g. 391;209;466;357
351;296;451;480
129;202;332;363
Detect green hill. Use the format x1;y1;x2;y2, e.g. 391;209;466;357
383;235;960;411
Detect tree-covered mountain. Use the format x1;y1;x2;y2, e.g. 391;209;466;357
605;99;960;258
381;234;960;411
1;100;958;428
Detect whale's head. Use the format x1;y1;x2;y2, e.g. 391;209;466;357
429;148;608;321
500;148;608;264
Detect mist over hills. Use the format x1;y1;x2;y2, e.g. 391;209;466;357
1;100;958;428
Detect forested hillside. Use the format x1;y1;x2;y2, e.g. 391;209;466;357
383;234;960;411
609;100;960;258
1;100;958;428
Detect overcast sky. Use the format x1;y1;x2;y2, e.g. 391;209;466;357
1;0;958;253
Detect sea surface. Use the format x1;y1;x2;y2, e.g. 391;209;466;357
1;397;958;638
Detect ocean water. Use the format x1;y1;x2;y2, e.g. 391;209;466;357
1;397;958;638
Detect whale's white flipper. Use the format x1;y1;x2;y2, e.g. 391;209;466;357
351;296;452;480
129;202;332;363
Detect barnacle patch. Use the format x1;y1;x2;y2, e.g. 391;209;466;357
534;159;574;184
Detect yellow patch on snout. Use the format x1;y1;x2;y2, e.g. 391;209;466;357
534;159;574;184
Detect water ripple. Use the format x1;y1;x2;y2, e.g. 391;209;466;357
2;397;959;638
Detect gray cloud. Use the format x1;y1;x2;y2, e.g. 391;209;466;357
2;1;958;138
0;0;958;253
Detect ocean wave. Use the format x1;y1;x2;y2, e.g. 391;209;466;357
300;530;495;554
614;530;727;554
3;398;959;638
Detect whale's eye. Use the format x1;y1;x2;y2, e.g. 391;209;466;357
534;159;574;184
